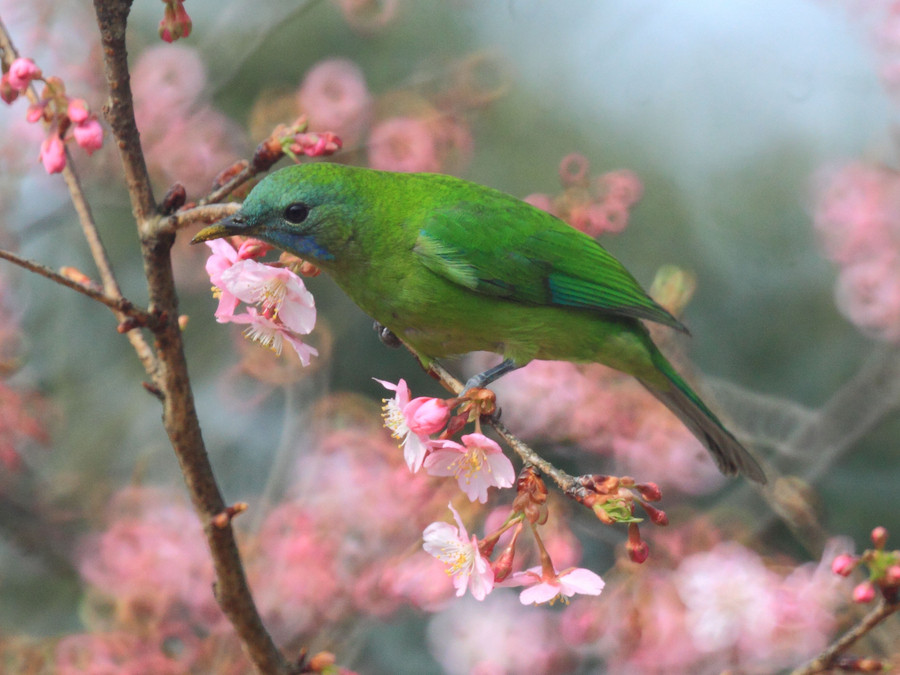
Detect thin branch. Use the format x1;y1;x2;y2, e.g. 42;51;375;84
167;203;242;234
200;161;262;207
790;599;900;675
0;248;150;321
91;0;157;230
0;14;157;374
91;2;289;672
425;360;583;493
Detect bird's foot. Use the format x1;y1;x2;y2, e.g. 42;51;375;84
460;358;520;395
373;321;402;348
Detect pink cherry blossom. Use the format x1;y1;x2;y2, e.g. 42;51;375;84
424;432;515;503
230;308;318;365
422;503;494;600
297;58;372;148
812;162;899;265
39;133;66;174
72;118;103;155
674;542;780;656
505;565;605;605
426;594;563;675
251;504;342;642
132;44;206;117
203;242;318;363
204;239;241;317
218;258;316;334
834;255;900;342
377;378;436;472
7;57;41;90
76;486;219;624
367;115;441;173
523;193;558;216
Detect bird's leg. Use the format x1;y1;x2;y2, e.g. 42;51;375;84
462;358;520;394
373;321;402;348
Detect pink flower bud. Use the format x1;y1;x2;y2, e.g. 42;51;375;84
39;134;66;174
831;553;857;577
871;526;888;549
73;118;103;155
26;103;45;123
491;546;516;583
67;98;89;124
852;580;876;604
404;397;451;436
7;58;41;91
884;565;900;587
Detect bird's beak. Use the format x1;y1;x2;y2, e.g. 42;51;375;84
190;214;249;244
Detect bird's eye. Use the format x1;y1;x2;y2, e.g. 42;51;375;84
284;202;309;224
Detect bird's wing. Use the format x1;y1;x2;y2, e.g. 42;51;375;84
413;202;687;332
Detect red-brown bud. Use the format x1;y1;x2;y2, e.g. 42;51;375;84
627;522;649;564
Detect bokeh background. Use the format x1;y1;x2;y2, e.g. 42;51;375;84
1;1;899;672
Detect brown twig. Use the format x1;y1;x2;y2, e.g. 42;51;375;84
166;202;242;234
425;359;582;494
790;599;900;675
0;14;157;374
0;248;150;320
201;161;262;207
92;2;289;673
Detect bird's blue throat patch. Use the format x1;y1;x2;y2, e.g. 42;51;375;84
265;231;334;262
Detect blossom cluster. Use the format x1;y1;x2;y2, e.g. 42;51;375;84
831;525;900;605
246;53;505;176
132;45;248;196
377;378;669;605
813;161;900;342
554;531;851;674
378;378;514;502
205;237;318;365
40;404;462;672
525;153;644;237
1;57;103;174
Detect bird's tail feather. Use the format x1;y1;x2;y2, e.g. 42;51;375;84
638;354;767;484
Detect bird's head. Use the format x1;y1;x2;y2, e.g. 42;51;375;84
191;163;367;265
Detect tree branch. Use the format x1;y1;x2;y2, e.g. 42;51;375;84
790;599;900;675
167;202;242;235
0;248;150;321
91;2;289;672
91;0;157;229
425;360;583;493
0;13;157;373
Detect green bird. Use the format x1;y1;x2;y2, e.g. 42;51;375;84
193;163;766;483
